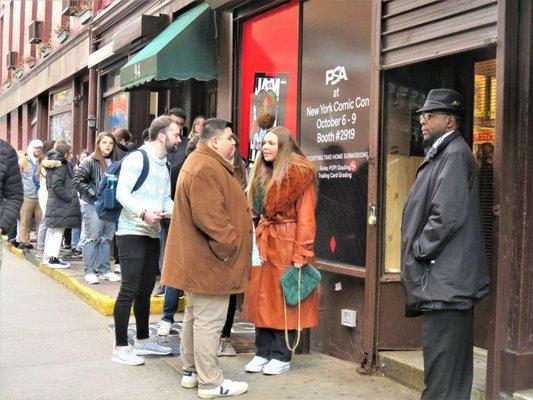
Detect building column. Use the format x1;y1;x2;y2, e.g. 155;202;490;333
21;103;31;149
0;115;7;141
10;108;20;150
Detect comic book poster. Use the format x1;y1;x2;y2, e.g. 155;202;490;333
248;72;289;163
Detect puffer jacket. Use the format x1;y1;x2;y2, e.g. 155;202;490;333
0;139;23;234
72;155;105;204
44;150;81;229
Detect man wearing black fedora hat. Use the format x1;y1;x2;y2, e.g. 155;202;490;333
401;89;489;399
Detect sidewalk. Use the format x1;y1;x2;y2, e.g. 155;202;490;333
4;238;182;315
1;244;420;400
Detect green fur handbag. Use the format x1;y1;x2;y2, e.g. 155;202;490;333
280;263;321;306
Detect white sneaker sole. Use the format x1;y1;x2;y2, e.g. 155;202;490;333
181;379;198;389
47;264;70;269
245;363;268;373
110;356;144;366
197;385;248;399
262;365;290;375
133;349;172;356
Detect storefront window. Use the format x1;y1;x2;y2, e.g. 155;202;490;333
238;1;299;162
382;82;426;273
51;88;73;110
473;59;496;268
103;92;129;132
50;112;73;143
299;0;372;268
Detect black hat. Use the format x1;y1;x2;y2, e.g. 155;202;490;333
416;88;465;114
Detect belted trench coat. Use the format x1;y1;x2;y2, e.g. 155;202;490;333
243;166;318;330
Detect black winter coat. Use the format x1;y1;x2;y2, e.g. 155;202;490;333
44;150;81;229
0;139;23;235
73;155;105;204
401;131;489;316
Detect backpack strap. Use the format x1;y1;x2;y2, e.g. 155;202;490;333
132;149;149;192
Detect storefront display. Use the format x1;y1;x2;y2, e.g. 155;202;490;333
239;1;299;160
299;0;372;266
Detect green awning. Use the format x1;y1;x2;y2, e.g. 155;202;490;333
120;3;217;90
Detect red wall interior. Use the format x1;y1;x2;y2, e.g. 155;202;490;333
238;1;299;157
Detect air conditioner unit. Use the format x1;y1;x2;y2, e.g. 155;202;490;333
6;51;17;70
28;21;43;44
62;0;79;16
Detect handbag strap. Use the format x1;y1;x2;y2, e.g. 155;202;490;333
283;267;301;353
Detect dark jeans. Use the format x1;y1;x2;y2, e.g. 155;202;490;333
161;286;184;324
221;294;237;338
255;327;296;362
421;308;474;400
113;235;159;347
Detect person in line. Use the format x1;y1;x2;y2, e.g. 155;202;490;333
188;115;206;139
153;107;190;297
17;139;43;250
111;115;179;366
73;132;121;284
42;143;81;268
156;136;201;336
218;133;248;358
113;128;133;159
401;89;489;400
243;126;318;375
70;150;90;258
162;119;251;398
0;138;23;264
36;140;57;256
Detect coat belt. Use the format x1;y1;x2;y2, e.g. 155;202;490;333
255;217;296;263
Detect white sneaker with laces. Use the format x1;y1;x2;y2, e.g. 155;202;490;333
85;273;99;284
181;370;199;388
157;320;173;336
244;355;269;373
217;338;237;357
111;346;145;366
197;379;248;399
100;272;121;282
262;359;291;375
133;339;172;356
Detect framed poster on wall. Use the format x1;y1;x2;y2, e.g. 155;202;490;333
248;72;289;163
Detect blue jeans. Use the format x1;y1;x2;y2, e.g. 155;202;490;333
162;286;183;324
71;227;81;249
81;202;115;275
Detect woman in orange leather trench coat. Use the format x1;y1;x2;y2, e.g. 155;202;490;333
243;126;318;375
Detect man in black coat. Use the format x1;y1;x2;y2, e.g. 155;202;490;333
401;89;489;400
0;139;23;263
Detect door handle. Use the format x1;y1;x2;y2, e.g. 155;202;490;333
368;203;377;225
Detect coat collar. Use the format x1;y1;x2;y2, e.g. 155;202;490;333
419;130;462;169
264;166;315;217
195;142;235;174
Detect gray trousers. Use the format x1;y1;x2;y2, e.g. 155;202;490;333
421;308;474;400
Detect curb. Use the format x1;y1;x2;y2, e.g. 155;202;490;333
3;240;184;316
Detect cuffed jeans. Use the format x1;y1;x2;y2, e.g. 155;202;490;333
255;328;296;362
81;203;114;276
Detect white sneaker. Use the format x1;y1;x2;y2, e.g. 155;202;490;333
262;359;291;375
100;271;121;282
114;264;121;274
133;339;172;355
85;273;99;284
217;338;237;357
157;320;173;336
111;346;144;366
197;379;248;399
244;355;269;373
181;370;199;388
